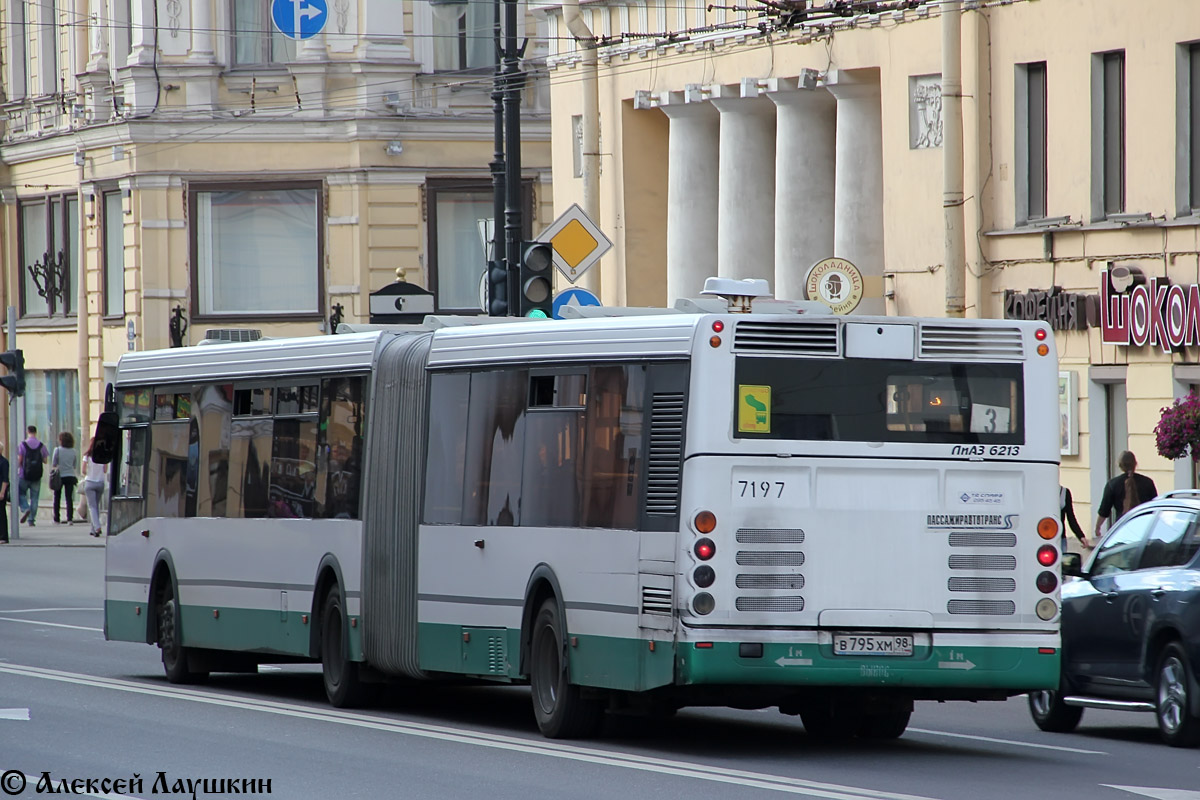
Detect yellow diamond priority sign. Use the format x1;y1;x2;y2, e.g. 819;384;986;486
535;203;612;284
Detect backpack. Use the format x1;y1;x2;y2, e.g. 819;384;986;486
22;441;44;481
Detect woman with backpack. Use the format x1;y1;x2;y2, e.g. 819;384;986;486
17;425;50;527
51;431;79;524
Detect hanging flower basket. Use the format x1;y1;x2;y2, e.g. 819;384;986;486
1154;392;1200;461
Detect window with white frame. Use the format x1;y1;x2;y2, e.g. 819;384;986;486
192;185;321;316
432;0;493;72
39;0;59;95
1016;62;1048;223
232;0;296;66
18;196;78;318
5;0;30;100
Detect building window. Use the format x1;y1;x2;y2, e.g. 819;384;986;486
103;192;126;317
5;0;30;100
1183;42;1200;215
38;0;59;96
1016;62;1047;223
112;0;133;69
23;370;80;456
432;0;493;72
232;0;295;66
426;180;533;313
1093;51;1126;219
191;184;322;317
18;196;78;318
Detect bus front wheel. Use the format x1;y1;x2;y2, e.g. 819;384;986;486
156;581;207;684
529;598;603;739
320;589;366;708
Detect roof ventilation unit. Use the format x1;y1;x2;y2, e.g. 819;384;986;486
202;328;263;344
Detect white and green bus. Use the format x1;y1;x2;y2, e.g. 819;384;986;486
100;305;1063;739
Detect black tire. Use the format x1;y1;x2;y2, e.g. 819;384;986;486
529;598;603;739
858;709;912;739
157;580;207;684
1028;687;1083;733
1155;643;1200;748
799;699;861;740
321;589;366;708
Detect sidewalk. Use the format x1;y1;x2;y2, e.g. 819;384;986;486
1;503;104;547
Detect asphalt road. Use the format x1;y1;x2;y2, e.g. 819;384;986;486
1;546;1197;800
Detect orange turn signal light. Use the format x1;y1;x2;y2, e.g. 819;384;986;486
1037;517;1059;540
694;510;717;533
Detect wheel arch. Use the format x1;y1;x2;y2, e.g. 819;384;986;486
145;550;180;645
520;564;566;679
1144;627;1200;718
310;554;348;659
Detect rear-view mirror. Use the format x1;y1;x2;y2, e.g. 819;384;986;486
1061;551;1083;578
91;412;120;465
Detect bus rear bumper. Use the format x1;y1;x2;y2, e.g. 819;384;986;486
676;640;1060;692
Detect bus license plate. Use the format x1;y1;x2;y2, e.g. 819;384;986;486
833;634;914;657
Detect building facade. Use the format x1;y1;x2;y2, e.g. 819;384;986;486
0;0;553;447
541;0;1200;522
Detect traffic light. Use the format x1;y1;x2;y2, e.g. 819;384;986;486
487;258;510;317
519;241;554;319
0;349;24;397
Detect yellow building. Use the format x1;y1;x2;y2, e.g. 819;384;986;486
542;0;1200;523
0;0;552;446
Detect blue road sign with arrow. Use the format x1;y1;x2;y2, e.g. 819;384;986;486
271;0;328;40
552;287;602;319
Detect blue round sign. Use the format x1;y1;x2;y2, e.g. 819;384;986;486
552;288;602;320
271;0;328;40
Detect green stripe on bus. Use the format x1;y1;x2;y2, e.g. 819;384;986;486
104;600;363;662
678;642;1060;689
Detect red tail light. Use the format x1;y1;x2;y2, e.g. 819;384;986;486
1037;544;1058;567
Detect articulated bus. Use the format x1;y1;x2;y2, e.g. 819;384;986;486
100;306;1062;739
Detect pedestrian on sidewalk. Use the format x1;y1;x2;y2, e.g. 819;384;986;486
1060;485;1088;549
17;425;49;527
82;439;106;537
1095;450;1158;541
51;431;79;524
0;443;9;543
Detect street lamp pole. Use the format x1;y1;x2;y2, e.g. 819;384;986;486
501;0;524;317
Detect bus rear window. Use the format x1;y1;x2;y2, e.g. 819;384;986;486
733;358;1023;444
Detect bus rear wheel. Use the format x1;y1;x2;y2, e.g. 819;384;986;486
157;581;207;684
320;589;366;708
529;598;603;739
858;709;912;739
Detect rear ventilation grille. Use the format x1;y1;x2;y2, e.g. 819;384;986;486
641;586;673;615
949;554;1016;571
948;577;1016;592
737;551;806;567
736;574;806;590
645;393;685;516
736;597;806;612
948;532;1018;548
734;320;840;355
203;328;263;343
485;634;505;673
736;528;805;544
947;599;1016;615
919;324;1024;360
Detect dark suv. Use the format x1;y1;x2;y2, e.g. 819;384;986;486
1028;490;1200;747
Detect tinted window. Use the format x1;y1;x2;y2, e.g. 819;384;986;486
194;384;233;517
319;377;364;519
733;358;1023;444
270;418;317;518
462;370;526;526
1138;509;1199;569
228;418;273;518
424;372;470;524
117;427;148;498
581;365;645;529
147;421;189;518
522;407;584;527
1092;512;1154;575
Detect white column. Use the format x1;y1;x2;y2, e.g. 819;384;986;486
190;0;214;60
768;77;835;302
359;0;410;60
129;0;156;64
826;70;886;315
658;89;720;304
712;84;776;283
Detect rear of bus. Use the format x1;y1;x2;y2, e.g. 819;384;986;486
673;315;1061;710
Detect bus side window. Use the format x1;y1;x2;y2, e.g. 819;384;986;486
193;384;233;517
582;365;645;529
462;370;527;527
424;372;470;524
319;376;365;520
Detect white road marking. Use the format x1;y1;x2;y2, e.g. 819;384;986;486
1104;787;1200;800
0;608;100;614
0;708;30;719
0;663;943;800
907;728;1107;755
0;616;102;632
